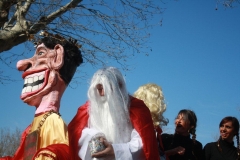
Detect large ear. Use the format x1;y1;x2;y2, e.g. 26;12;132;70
52;44;64;69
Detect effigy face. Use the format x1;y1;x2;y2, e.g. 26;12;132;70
16;43;64;106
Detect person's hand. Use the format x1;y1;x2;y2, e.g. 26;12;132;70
174;146;185;155
91;137;115;159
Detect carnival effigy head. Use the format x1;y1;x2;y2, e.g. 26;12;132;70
17;31;83;106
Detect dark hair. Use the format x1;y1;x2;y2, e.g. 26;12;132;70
177;109;197;142
38;37;83;84
218;116;240;159
219;116;239;134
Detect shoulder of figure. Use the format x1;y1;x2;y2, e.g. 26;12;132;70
193;140;204;149
130;96;144;104
203;141;216;149
195;139;203;145
161;133;174;139
77;101;89;111
130;96;150;111
44;112;63;122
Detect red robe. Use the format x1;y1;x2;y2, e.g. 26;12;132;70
68;97;160;160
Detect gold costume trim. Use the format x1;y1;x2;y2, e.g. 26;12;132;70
34;150;56;160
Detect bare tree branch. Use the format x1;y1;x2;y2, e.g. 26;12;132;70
0;0;83;53
0;0;164;82
0;127;22;157
215;0;240;9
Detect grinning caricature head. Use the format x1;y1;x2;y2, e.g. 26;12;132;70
17;31;83;107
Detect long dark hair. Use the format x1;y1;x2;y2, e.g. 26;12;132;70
219;116;240;159
172;109;201;160
177;109;197;142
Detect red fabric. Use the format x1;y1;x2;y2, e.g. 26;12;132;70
33;144;69;160
129;97;160;160
68;101;89;160
68;97;160;160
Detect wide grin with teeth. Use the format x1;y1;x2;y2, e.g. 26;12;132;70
22;71;46;95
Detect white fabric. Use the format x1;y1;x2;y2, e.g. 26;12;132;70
78;128;144;160
78;128;100;160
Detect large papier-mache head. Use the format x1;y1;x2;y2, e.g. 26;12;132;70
37;31;83;84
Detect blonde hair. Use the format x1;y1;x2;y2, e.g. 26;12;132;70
133;83;168;127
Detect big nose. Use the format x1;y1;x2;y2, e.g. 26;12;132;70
16;59;32;71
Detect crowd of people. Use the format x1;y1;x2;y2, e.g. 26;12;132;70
0;33;239;160
133;83;240;160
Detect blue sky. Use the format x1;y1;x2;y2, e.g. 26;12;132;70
0;0;240;147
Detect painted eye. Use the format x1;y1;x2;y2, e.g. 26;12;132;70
37;51;44;56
